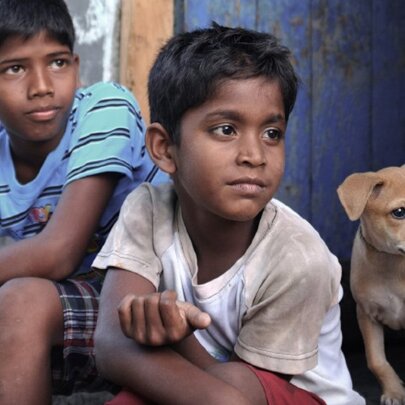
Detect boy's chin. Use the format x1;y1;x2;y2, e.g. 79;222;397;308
221;208;266;223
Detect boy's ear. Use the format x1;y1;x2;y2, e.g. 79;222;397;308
146;123;177;175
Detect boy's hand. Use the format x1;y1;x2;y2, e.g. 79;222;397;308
118;290;211;346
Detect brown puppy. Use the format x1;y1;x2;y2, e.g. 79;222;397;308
337;165;405;405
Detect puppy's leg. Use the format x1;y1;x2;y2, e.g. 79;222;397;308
357;305;405;404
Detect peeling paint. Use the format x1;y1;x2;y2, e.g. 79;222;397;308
67;0;121;84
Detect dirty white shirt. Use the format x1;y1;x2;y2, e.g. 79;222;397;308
94;183;365;404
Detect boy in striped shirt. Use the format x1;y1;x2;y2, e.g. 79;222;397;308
0;0;167;403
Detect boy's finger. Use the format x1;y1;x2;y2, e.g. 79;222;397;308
117;294;139;338
144;293;167;345
159;290;188;340
176;301;211;330
130;295;147;342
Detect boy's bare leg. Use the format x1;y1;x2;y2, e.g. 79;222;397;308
207;361;267;405
0;277;64;405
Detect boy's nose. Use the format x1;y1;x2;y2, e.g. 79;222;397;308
28;68;54;99
236;134;266;167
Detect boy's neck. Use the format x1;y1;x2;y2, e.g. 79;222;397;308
181;208;262;284
10;143;48;184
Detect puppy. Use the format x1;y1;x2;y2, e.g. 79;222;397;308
337;165;405;405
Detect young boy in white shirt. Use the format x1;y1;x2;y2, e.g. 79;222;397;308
93;24;364;405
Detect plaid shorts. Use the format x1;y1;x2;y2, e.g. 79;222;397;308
52;270;117;395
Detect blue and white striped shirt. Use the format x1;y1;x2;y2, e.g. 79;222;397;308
0;81;168;275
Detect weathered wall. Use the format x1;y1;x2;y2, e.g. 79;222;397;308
178;0;405;260
66;0;121;86
64;0;404;261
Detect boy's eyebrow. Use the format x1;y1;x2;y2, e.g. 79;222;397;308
46;50;73;58
205;109;286;124
0;57;24;66
0;51;72;65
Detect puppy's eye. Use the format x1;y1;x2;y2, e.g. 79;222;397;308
391;207;405;219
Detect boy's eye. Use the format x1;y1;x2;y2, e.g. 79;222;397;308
5;65;23;75
263;128;282;141
212;125;236;136
50;59;68;69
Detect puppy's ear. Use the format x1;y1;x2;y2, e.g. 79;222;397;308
337;172;383;221
146;123;177;175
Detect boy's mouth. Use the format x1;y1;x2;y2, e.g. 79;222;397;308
228;177;266;194
229;177;265;186
26;106;60;122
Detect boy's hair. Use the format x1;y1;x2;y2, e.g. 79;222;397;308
0;0;75;51
148;23;299;144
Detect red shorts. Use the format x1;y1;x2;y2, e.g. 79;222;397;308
105;364;326;405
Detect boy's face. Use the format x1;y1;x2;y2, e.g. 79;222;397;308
0;31;78;152
172;77;286;223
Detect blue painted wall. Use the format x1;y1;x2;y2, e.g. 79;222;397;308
176;0;405;260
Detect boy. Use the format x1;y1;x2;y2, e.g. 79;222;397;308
93;25;365;404
0;0;167;403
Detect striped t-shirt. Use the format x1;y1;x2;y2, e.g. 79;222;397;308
0;81;168;275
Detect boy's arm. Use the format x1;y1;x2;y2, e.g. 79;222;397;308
0;173;119;284
117;288;294;382
95;269;266;405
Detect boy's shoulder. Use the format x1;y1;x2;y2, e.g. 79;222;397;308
74;81;138;108
124;182;175;216
109;182;176;265
244;199;341;311
67;81;144;144
258;198;340;278
268;198;324;242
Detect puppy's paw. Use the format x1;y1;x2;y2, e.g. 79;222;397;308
380;385;405;405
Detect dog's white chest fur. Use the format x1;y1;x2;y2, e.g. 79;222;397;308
351;233;405;330
360;283;405;330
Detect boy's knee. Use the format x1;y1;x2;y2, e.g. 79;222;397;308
0;277;47;310
0;278;63;342
0;277;30;310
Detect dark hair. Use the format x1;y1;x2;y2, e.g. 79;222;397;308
148;23;299;144
0;0;75;51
